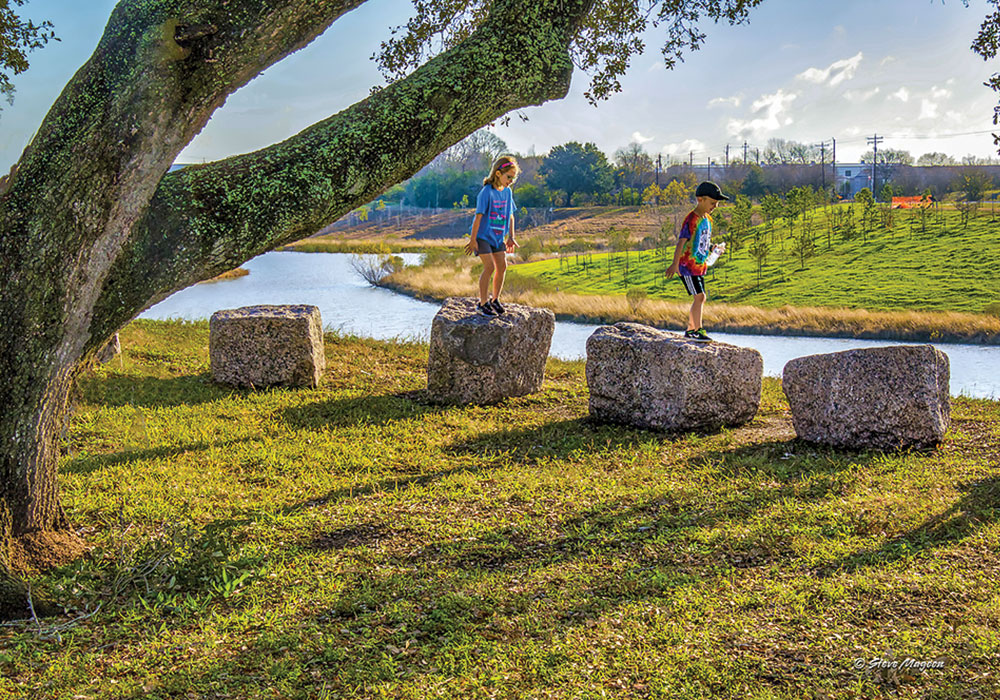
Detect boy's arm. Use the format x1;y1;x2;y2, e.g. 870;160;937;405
665;236;685;278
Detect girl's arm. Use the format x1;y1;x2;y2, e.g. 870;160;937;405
505;213;518;252
465;213;483;256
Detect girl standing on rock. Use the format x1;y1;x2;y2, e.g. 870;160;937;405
464;156;520;315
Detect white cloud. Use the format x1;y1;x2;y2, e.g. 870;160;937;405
796;51;863;86
930;86;951;100
726;89;798;138
890;87;910;102
844;87;881;102
708;96;741;109
880;55;897;67
632;131;655;144
662;139;705;157
919;99;939;120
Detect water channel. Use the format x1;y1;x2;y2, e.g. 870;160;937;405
140;251;1000;399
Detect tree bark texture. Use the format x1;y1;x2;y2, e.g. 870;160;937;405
0;0;593;609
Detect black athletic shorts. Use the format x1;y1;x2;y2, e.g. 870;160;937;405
680;274;707;297
476;238;506;255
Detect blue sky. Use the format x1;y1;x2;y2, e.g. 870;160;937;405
2;0;998;173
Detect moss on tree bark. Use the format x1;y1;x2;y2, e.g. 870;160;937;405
0;0;593;617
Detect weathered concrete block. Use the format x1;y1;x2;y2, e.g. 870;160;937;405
427;297;555;404
586;322;762;431
210;304;325;389
782;345;950;449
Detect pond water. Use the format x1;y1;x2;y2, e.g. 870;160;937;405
141;252;1000;399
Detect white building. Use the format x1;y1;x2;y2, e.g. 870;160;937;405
834;163;874;198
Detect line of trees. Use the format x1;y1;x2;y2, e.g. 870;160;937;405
365;132;1000;218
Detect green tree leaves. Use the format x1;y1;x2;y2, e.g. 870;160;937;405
540;141;613;206
0;0;56;109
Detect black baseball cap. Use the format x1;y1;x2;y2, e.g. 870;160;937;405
695;181;729;201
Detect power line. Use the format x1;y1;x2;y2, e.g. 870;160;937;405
834;128;997;144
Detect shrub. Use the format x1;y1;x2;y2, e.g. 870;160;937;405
626;288;648;314
503;275;543;301
516;237;543;262
351;253;403;287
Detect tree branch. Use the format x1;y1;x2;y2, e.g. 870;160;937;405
91;0;594;342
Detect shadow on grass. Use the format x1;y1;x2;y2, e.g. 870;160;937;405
444;417;686;464
60;437;257;475
819;475;1000;577
77;372;235;408
39;447;894;694
226;481;863;692
694;437;876;482
279;390;446;430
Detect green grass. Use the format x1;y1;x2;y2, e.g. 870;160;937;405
509;203;1000;314
2;319;999;698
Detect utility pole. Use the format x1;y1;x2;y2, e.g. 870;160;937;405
755;148;760;165
832;137;837;196
725;144;730;168
743;141;749;165
689;151;694;169
707;156;712;180
656;153;661;188
867;133;884;201
813;140;830;191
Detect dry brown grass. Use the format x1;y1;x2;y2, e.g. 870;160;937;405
388;262;1000;343
284;237;461;252
204;267;250;282
291;206;675;251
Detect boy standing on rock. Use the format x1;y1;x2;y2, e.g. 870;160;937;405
666;181;729;342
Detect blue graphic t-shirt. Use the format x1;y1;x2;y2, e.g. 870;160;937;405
472;185;515;247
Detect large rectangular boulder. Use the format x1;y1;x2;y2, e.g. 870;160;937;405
586;322;763;431
210;304;325;388
782;345;950;449
427;297;555;404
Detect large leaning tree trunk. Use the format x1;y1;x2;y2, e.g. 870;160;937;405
0;0;593;616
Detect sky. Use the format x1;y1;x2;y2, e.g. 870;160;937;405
2;0;999;174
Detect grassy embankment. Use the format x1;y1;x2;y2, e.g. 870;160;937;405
2;319;999;698
388;204;1000;343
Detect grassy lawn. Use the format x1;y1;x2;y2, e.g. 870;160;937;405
508;204;1000;315
2;319;999;698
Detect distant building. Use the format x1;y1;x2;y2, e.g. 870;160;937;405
834;163;871;198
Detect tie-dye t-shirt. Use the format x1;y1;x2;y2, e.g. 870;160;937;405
677;210;713;276
472;185;516;247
